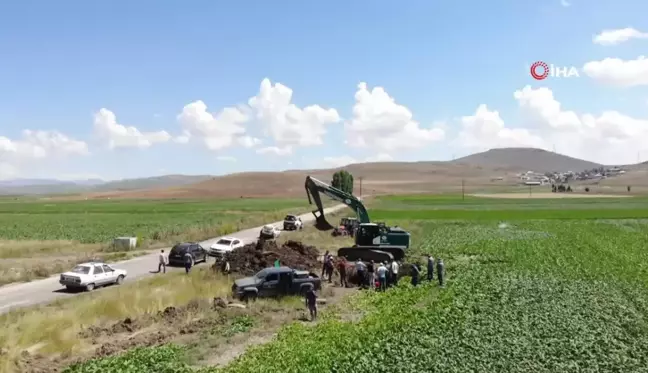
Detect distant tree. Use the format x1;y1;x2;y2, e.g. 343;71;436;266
332;170;354;194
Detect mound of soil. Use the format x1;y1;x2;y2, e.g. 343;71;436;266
217;240;320;275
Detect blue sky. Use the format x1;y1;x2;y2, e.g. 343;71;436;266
1;0;647;180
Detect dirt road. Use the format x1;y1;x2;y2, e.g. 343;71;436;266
0;204;347;314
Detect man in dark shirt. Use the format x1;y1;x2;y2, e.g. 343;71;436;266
305;288;318;321
337;258;348;287
411;262;420;286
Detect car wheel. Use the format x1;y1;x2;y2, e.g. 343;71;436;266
65;285;74;291
242;291;257;303
85;283;95;292
115;275;125;285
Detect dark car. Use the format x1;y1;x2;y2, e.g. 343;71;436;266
168;242;208;266
231;266;321;302
283;214;303;231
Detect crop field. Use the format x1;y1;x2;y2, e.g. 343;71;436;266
0;197;311;286
0;198;307;243
57;194;648;372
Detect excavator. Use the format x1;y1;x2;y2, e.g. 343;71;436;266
304;176;410;263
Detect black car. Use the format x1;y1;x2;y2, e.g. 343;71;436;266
168;242;208;266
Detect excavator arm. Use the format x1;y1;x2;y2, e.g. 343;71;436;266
305;176;370;231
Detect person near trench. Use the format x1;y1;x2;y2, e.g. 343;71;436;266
321;250;330;277
337;257;348;287
324;254;334;283
355;259;367;288
437;258;445;287
426;255;435;282
183;252;193;274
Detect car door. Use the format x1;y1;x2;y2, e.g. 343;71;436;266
196;244;206;260
232;240;241;249
259;273;279;297
102;264;116;283
93;265;106;285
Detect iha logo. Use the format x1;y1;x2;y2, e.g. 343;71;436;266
530;61;579;80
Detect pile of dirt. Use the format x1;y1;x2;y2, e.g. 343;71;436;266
218;240;320;275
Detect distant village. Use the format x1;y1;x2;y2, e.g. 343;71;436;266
515;166;626;186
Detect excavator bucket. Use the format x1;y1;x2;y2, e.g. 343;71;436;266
305;176;335;231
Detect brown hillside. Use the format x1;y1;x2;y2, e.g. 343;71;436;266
76;148;639;200
79;162;519;199
453;148;603;173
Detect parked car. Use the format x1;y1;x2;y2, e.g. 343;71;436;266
259;224;281;240
168;242;208;266
283;214;303;231
231;266;321;302
209;237;245;257
59;262;127;291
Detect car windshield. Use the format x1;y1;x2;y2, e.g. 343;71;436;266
70;265;91;274
285;215;296;221
255;268;271;279
216;239;232;245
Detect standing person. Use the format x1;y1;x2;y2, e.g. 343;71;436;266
355;259;367;288
376;262;388;291
410;262;420;287
337;257;348;287
437;258;445;287
158;249;167;273
183;252;193;274
221;258;230;275
427;255;435;282
325;254;334;283
367;260;375;289
391;260;400;286
321;250;330;277
304;287;318;321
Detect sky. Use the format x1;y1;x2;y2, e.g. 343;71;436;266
1;0;648;181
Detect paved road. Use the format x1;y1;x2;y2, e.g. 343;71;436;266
0;204;347;314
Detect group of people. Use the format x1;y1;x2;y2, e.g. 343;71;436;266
409;255;445;287
319;251;445;290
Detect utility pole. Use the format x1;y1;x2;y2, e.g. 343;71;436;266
358;176;363;197
529;185;532;197
461;179;465;201
553;144;556;153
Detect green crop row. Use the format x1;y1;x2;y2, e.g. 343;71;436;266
370;208;648;220
65;218;648;372
0;198;307;243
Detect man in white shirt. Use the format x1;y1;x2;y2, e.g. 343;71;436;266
376;262;388;291
355;259;367;288
390;260;399;286
158;249;167;273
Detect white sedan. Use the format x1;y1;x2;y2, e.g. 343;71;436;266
259;224;281;240
209;237;245;257
59;262;127;291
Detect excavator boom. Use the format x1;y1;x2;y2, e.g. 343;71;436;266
304;176;370;231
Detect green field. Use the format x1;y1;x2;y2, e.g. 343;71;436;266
0;198;307;243
63;195;648;372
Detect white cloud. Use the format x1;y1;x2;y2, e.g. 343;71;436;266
216;156;236;162
583;56;648;87
457;85;648;164
94;108;171;149
345;82;444;152
593;28;648;46
248;78;341;148
322;153;395;168
177;101;248;151
256;146;293;156
0;130;89;179
237;136;262;148
173;131;191;144
456;104;546;150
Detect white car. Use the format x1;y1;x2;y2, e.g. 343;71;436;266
259;224;281;240
283;214;303;231
209;237;244;257
59;262;127;291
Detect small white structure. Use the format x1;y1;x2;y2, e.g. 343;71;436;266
112;236;137;250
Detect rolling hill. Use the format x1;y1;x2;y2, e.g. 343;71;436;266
452;148;603;173
5;148;632;198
